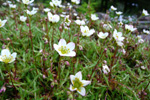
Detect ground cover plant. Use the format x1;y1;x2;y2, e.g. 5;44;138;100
0;0;150;99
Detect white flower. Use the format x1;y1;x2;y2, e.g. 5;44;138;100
70;71;91;96
113;29;124;47
141;66;146;69
116;11;122;15
80;26;95;37
22;0;34;5
110;5;117;11
50;2;54;7
54;39;76;57
44;8;51;13
91;14;99;21
20;16;27;22
125;24;137;32
2;2;7;6
102;65;110;74
143;29;150;34
33;7;39;11
9;4;16;9
142;9;149;16
50;0;62;7
118;21;123;27
74;13;78;16
113;29;124;42
47;12;60;23
122;48;126;55
75;20;85;26
116;41;124;47
71;0;80;5
103;24;112;30
97;32;109;39
0;19;7;28
0;49;17;63
26;9;37;16
64;15;71;26
137;35;144;43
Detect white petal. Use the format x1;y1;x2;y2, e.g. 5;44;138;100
77;87;86;96
11;52;17;59
70;75;75;84
67;42;75;51
30;0;34;3
1;49;11;57
81;80;91;86
75;71;82;80
66;51;76;57
58;39;66;46
9;52;17;63
69;85;76;91
54;44;59;52
88;29;95;36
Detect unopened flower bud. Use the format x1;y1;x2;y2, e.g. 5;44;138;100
26;23;29;26
65;61;70;66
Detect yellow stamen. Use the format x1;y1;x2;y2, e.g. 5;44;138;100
58;46;70;54
1;55;13;63
72;78;83;90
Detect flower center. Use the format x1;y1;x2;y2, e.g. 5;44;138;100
58;46;70;54
1;55;13;63
65;18;70;23
116;34;119;39
72;78;83;90
84;30;89;34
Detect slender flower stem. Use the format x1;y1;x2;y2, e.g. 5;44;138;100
20;23;23;38
58;56;62;81
109;46;118;80
46;18;51;51
52;25;55;50
89;50;105;80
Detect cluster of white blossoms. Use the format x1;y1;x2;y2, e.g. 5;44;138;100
113;29;125;46
47;12;60;23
